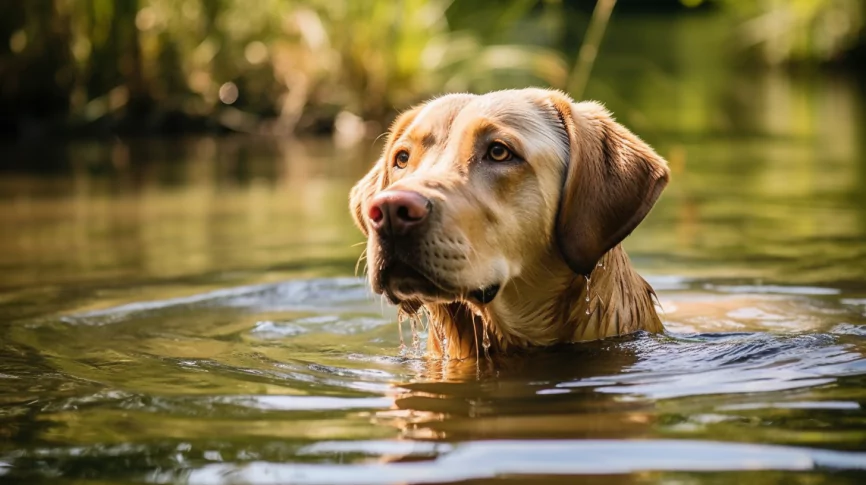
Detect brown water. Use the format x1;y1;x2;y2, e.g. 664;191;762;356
3;77;866;482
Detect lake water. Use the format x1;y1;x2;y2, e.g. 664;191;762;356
2;70;866;483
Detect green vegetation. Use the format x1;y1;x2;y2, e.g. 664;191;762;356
1;0;863;137
716;0;864;65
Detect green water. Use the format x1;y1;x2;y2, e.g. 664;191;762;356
3;30;866;485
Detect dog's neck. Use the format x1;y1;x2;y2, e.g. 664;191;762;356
426;245;662;359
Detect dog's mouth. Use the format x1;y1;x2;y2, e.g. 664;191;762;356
378;261;456;304
468;284;501;304
376;261;501;306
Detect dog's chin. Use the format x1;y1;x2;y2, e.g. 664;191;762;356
374;261;502;307
377;262;458;305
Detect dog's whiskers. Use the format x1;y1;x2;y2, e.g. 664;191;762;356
354;249;367;277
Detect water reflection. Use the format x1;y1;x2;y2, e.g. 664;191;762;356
0;137;375;293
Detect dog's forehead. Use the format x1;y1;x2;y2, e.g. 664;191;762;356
452;91;557;137
401;94;475;144
400;91;554;143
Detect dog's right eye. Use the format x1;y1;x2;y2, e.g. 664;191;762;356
394;150;410;169
487;142;513;162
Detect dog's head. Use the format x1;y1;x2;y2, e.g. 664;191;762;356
350;88;668;312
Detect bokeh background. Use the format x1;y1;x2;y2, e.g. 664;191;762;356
2;0;864;139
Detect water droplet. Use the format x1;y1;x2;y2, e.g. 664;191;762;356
584;274;593;316
397;319;406;354
481;324;491;360
410;317;421;355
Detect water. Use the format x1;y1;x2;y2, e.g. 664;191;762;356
1;130;865;485
3;51;866;485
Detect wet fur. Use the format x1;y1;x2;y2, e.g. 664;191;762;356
350;88;669;360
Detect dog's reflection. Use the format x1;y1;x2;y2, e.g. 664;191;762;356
376;336;657;443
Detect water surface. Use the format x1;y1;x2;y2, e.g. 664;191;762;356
3;71;866;485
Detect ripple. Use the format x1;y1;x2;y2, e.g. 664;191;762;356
718;401;862;411
60;278;381;326
250;320;308;338
644;275;694;291
840;298;866;307
555;333;866;399
210;395;393;411
297;440;452;457
830;323;866;336
185;440;866;484
705;284;841;296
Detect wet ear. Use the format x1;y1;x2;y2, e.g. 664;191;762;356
349;159;384;236
551;95;669;275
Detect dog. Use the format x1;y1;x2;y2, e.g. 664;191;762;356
350;88;670;360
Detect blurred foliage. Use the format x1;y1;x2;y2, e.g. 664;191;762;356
712;0;865;65
0;0;570;137
0;0;864;137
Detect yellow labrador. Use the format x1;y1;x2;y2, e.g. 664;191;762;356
350;88;669;360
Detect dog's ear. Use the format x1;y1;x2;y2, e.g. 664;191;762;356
349;160;384;236
548;93;669;276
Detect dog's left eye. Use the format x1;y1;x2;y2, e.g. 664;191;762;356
394;150;410;169
487;142;513;162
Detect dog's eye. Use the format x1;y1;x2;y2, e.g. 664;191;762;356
394;150;410;169
487;142;512;162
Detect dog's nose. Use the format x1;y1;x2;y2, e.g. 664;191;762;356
368;190;431;236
